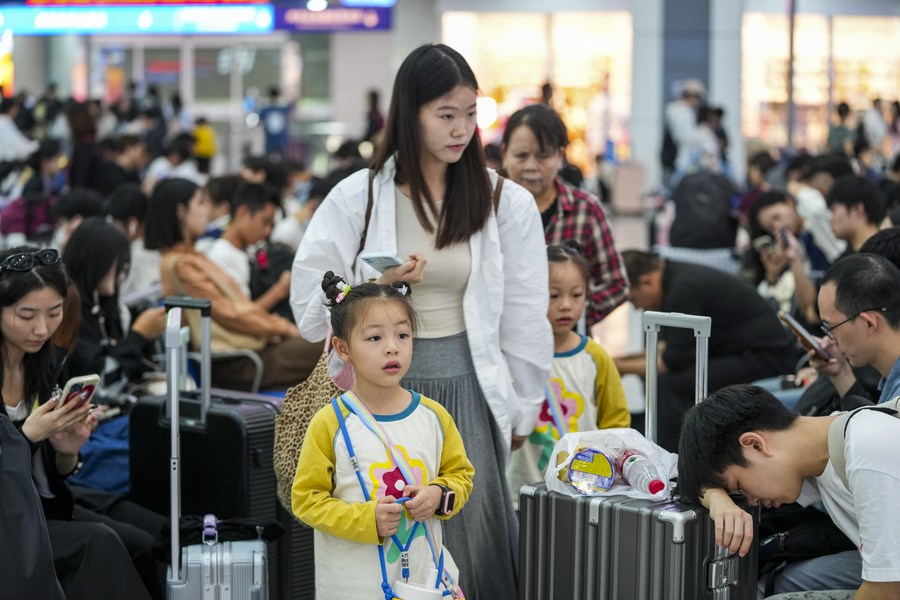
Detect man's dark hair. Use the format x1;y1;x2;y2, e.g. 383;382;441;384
241;154;269;175
748;151;777;177
825;175;886;226
677;385;798;504
52;188;103;222
800;155;854;183
205;174;243;207
836;102;850;120
621;249;661;287
821;253;900;329
859;227;900;271
231;183;282;219
103;183;148;224
119;134;145;153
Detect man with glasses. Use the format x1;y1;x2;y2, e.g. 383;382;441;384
813;253;900;404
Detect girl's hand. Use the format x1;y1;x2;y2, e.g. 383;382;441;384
375;495;403;537
20;396;92;444
378;253;426;286
401;484;442;522
49;408;97;456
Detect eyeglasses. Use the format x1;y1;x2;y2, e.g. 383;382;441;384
0;249;60;274
820;306;887;340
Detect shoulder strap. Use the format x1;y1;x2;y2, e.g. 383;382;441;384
826;396;900;488
355;169;376;260
492;175;504;213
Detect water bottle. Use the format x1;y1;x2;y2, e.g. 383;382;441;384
393;568;444;600
618;450;666;495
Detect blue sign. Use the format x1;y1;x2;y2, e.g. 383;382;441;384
0;4;274;34
274;6;390;32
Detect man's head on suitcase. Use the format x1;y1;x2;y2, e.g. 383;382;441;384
677;384;806;509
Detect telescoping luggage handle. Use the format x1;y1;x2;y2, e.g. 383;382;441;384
165;305;185;583
643;311;711;444
163;296;212;424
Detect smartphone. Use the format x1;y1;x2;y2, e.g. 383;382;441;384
778;312;830;360
779;227;790;247
57;374;100;410
360;252;404;273
752;234;775;253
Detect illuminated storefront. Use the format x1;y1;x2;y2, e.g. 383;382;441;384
742;11;900;152
441;10;633;172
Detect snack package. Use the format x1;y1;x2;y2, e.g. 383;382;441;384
545;428;678;500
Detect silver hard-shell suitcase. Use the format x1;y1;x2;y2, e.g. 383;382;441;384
518;311;759;600
163;304;269;600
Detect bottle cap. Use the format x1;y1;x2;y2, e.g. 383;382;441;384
648;479;665;494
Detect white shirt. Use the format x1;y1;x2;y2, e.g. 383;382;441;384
794;186;846;263
206;238;252;296
0;115;39;162
289;159;552;441
665;99;698;173
799;411;900;582
120;237;161;299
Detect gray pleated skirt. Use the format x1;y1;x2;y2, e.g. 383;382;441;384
402;332;519;600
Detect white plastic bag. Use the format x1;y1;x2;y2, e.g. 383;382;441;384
544;428;678;501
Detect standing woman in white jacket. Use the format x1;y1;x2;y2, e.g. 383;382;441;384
290;43;552;598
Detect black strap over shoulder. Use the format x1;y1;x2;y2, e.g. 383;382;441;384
355;169;376;260
492;175;504;213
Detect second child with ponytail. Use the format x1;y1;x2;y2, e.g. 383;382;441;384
292;272;474;599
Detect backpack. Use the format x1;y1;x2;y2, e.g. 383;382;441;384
826;395;900;488
668;172;738;249
660;124;677;170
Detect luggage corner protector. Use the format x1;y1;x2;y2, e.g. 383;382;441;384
657;508;698;543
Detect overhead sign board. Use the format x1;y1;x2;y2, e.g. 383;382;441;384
0;4;274;34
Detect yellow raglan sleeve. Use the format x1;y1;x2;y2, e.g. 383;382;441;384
587;339;631;429
291;404;381;545
422;399;475;520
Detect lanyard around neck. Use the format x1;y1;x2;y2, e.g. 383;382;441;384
331;394;456;598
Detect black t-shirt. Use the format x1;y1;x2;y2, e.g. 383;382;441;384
661;261;796;371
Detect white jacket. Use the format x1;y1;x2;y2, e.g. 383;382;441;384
290;158;552;442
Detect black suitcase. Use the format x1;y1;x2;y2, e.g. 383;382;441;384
518;311;759;600
129;296;314;600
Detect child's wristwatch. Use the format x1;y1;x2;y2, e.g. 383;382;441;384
430;483;455;516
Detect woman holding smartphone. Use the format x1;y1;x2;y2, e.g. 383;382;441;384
0;246;160;599
290;44;552;598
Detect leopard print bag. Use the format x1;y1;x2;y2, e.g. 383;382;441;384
274;351;342;512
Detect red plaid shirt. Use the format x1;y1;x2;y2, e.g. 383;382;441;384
544;178;629;326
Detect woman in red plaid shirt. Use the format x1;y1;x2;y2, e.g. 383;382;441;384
501;104;629;328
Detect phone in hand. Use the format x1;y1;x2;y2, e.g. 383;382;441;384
752;234;775;253
778;312;830;360
57;374;100;410
360;252;405;273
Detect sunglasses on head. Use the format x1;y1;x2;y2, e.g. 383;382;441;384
0;249;61;274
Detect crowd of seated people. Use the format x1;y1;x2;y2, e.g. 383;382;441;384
3;79;900;600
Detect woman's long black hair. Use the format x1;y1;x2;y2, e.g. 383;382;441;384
62;217;131;344
372;43;492;249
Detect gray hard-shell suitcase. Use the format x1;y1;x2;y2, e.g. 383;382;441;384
162;304;270;600
518;311;759;600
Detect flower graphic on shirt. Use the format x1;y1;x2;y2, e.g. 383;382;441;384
369;447;429;564
534;378;583;439
530;378;585;471
369;446;426;500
